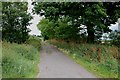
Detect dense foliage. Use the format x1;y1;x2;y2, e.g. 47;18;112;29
37;17;80;41
33;2;120;43
2;2;32;43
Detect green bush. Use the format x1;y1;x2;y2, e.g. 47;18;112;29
2;41;40;78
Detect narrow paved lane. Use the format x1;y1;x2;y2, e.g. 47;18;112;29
37;42;97;78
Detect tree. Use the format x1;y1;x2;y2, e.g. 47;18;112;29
55;16;80;41
37;16;80;41
2;2;32;43
33;2;120;43
37;18;55;40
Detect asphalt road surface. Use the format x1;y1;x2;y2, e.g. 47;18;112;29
37;42;97;78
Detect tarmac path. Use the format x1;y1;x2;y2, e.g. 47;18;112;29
37;42;97;78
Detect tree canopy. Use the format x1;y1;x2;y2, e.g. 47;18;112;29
33;2;120;43
2;2;32;43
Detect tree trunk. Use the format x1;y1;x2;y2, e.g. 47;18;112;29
87;26;95;43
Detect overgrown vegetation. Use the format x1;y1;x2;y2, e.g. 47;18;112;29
1;2;41;78
1;1;120;78
37;18;80;41
2;2;32;43
49;39;119;78
25;36;41;50
33;2;120;43
35;2;120;78
2;36;41;78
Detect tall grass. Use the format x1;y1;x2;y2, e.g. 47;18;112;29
2;36;41;78
25;36;41;50
49;39;119;78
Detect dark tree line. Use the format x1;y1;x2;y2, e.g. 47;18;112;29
33;2;120;43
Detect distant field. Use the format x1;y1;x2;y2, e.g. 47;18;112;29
49;39;119;78
2;36;41;78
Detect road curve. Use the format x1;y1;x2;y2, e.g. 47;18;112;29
37;42;97;78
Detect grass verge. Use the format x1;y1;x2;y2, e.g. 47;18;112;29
2;36;41;78
49;39;119;78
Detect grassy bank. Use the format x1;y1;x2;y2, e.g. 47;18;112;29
2;36;41;78
25;36;41;50
49;39;119;78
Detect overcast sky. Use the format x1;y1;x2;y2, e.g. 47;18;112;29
27;1;119;36
27;0;42;36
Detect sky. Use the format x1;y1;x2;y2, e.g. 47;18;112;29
27;1;119;36
109;23;119;31
27;0;42;36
